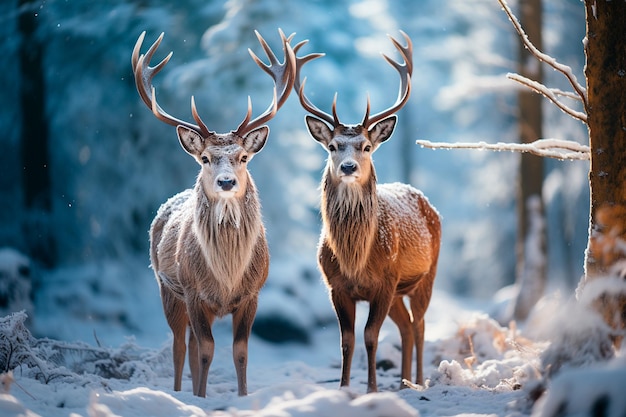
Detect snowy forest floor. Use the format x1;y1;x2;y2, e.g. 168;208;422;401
1;286;626;417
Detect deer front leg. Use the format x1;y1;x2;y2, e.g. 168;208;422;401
387;297;414;387
331;290;356;388
187;298;216;397
364;293;394;393
231;297;258;396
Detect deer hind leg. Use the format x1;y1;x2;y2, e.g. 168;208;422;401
330;290;356;388
364;293;394;393
409;282;433;386
387;297;414;387
231;297;259;396
188;328;199;395
160;284;188;392
187;298;216;397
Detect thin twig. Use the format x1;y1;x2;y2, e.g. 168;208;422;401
497;0;588;112
549;88;583;102
508;73;587;123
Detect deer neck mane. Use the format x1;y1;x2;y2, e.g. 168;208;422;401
192;178;261;293
321;166;378;278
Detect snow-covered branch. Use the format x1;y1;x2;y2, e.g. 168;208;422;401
416;138;590;161
497;0;589;114
508;73;588;123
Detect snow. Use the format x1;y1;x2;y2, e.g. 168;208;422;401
532;356;626;417
2;277;626;417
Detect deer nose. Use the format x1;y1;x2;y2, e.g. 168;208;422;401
340;162;357;175
217;177;236;191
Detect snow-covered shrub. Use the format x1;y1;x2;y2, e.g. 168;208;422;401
0;312;35;373
428;314;543;391
0;311;168;386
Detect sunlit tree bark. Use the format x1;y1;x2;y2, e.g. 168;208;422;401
583;1;626;278
582;0;626;345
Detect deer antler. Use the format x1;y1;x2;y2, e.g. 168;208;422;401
234;29;296;137
132;31;212;137
293;31;413;129
132;30;295;138
362;31;413;129
293;40;342;126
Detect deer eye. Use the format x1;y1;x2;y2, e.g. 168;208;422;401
201;156;209;164
241;155;248;163
363;145;372;152
328;144;336;152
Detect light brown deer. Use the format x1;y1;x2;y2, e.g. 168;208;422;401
132;30;295;397
293;32;441;392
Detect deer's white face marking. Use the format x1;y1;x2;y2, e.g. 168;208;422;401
327;134;374;185
200;143;249;199
176;125;268;200
304;116;397;187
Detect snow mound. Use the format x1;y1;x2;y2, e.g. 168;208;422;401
90;386;419;417
532;354;626;417
429;314;543;391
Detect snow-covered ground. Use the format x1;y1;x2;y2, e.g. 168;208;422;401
2;280;624;417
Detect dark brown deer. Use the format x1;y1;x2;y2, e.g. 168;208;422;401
132;30;295;397
293;32;441;392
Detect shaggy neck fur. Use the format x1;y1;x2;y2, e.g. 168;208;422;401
321;164;378;278
193;178;261;294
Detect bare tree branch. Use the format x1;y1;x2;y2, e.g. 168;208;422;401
508;73;588;123
416;138;590;161
549;88;584;102
497;0;589;113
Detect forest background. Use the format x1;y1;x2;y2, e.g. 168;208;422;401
0;0;589;346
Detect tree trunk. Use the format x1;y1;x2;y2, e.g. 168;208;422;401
512;0;546;321
583;0;626;346
18;0;55;267
584;1;626;278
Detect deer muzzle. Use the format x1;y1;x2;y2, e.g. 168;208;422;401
215;175;238;196
339;160;359;183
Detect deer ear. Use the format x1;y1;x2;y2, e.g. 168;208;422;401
242;125;269;154
368;115;397;147
305;115;333;145
177;125;206;156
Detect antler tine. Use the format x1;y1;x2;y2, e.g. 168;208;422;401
331;93;341;126
234;29;296;137
131;31;145;74
362;31;413;129
389;30;413;74
133;32;211;137
293;40;339;126
362;94;371;126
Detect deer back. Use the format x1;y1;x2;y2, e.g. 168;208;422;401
375;183;441;288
